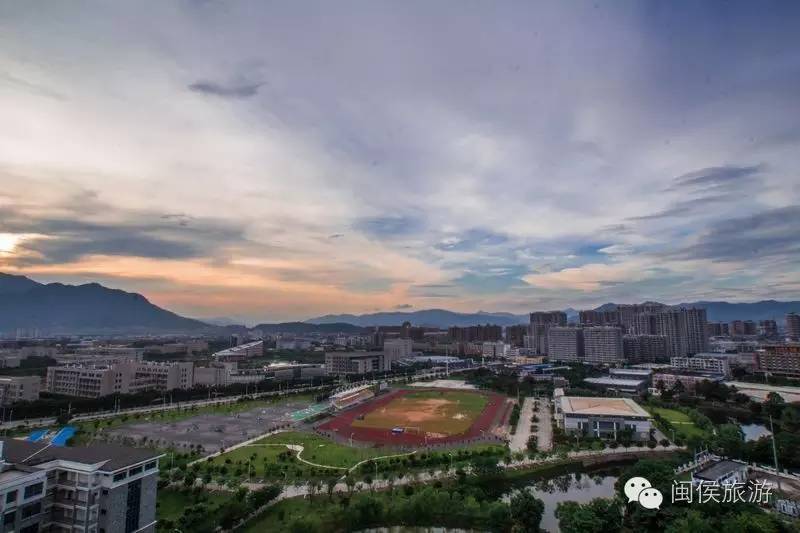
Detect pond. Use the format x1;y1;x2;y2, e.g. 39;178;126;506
740;423;771;442
504;465;624;532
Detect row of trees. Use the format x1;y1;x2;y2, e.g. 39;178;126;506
554;459;792;533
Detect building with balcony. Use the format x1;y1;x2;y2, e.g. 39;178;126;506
0;439;161;533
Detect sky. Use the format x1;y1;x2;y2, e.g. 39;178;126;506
1;1;799;324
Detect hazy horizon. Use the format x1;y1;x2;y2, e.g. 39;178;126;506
2;1;799;322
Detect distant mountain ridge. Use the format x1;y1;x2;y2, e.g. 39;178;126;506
307;309;530;328
0;273;211;334
593;300;799;322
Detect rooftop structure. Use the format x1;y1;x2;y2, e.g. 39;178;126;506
558;396;651;439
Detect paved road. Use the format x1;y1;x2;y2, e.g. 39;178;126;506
536;398;553;452
509;397;535;453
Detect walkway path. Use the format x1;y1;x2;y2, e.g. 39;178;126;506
536;398;553;452
509;397;535;453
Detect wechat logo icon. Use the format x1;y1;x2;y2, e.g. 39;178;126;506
624;477;663;510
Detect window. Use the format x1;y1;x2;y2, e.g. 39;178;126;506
3;511;15;525
20;501;41;519
23;483;43;498
128;466;143;476
20;525;39;533
144;461;157;471
112;472;126;482
5;490;17;504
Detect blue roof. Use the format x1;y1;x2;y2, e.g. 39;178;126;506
50;426;76;447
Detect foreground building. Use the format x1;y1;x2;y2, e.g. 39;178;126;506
557;396;652;440
212;340;264;362
0;438;161;533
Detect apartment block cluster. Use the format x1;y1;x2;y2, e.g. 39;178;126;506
0;438;161;533
526;304;709;366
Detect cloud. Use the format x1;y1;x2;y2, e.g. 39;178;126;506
187;80;263;99
353;215;425;240
434;228;508;252
667;164;765;191
667;206;800;262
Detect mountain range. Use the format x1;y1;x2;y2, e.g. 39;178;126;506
0;273;210;335
1;272;798;334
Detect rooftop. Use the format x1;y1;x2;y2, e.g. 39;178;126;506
609;368;652;376
560;396;650;417
1;438;161;472
584;377;646;387
693;459;747;481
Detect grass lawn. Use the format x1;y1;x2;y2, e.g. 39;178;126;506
646;406;706;438
157;488;233;523
206;430;506;482
352;389;488;436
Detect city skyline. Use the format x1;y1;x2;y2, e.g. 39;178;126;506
1;2;800;322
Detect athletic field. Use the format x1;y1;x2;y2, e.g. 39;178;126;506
351;389;487;437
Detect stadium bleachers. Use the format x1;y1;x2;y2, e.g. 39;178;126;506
331;386;375;410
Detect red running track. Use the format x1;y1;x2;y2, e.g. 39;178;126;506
316;388;511;447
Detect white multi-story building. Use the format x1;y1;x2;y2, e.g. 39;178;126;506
671;354;731;377
0;376;40;406
557;396;651;440
45;361;194;398
0;438;161;533
383;338;413;365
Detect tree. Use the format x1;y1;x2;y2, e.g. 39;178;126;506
326;477;338;501
713;424;744;458
509;490;544;533
780;404;800;433
764;392;785;419
556;498;622;533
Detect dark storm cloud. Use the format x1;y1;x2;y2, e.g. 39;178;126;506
1;202;249;265
187;80;263;99
667;206;800;262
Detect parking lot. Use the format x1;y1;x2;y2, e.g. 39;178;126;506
104;399;312;453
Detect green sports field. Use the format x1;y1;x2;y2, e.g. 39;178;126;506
351;389;488;436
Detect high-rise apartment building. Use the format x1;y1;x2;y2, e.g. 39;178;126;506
446;325;502;343
547;327;584;363
529;311;567;355
582;326;624;364
578;310;620;326
787;313;800;341
758;320;778;338
622;335;668;363
504;325;529;347
0;438;161;533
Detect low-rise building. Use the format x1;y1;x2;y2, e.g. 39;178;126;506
0;438;161;533
691;459;748;486
583;377;647;395
557;396;651;440
671;354;731;377
651;371;722;395
212;340;264;362
0;376;40;405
